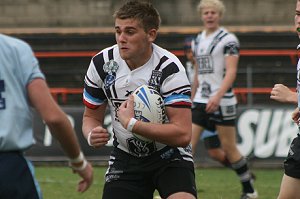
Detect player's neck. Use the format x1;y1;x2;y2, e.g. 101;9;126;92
205;26;219;36
126;46;153;70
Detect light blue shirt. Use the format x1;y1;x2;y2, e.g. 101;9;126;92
0;34;44;151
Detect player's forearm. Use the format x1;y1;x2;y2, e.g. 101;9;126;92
132;108;192;147
132;121;191;147
47;118;82;159
287;91;298;104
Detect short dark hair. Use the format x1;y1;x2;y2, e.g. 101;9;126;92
113;0;161;32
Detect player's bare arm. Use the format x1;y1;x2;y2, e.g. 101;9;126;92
270;84;297;104
28;78;93;192
118;96;192;147
82;103;110;148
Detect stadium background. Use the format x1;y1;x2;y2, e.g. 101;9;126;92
1;0;298;167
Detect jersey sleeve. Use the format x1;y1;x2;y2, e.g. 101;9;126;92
18;41;45;86
223;33;240;56
83;58;107;109
160;61;192;108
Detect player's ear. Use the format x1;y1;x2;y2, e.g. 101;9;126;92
147;29;157;42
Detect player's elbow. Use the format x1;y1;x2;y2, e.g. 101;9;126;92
43;111;68;127
177;132;192;147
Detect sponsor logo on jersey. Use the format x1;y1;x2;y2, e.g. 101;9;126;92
127;137;156;157
148;70;162;91
196;55;214;74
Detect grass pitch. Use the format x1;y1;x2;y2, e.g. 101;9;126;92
36;166;282;199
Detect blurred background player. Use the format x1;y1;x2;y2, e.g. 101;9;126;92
0;33;93;198
270;83;300;198
82;1;197;199
184;36;230;167
190;0;257;198
270;2;300;194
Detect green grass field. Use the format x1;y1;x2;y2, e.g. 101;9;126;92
35;166;283;199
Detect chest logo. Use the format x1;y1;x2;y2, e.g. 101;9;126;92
103;60;119;89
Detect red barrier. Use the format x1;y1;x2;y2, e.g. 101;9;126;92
35;49;300;64
50;87;293;104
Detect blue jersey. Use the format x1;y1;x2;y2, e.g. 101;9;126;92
0;34;44;151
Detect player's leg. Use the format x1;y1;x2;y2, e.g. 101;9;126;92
216;125;241;162
102;148;155;199
203;134;231;167
155;161;197;199
191;123;204;155
212;104;256;198
191;103;212;156
217;125;256;197
277;174;300;199
0;152;41;199
278;135;300;199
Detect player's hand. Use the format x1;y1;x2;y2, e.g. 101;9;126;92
292;107;300;125
206;95;221;113
74;161;93;193
270;84;295;103
88;126;109;148
118;95;135;129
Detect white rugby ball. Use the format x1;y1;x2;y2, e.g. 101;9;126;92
131;85;165;142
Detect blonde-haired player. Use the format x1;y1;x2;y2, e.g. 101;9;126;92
191;0;257;198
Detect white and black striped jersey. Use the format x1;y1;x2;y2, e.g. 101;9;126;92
83;43;193;160
192;27;239;106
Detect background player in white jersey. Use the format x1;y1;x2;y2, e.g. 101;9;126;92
82;1;197;199
270;1;300;196
184;36;231;167
0;34;93;198
190;0;257;198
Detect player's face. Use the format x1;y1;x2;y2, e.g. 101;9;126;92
115;18;156;69
201;6;221;32
295;0;300;38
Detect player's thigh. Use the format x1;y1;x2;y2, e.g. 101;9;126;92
278;174;300;199
168;192;196;199
0;152;40;199
191;123;204;147
103;180;153;199
156;164;197;199
216;125;237;148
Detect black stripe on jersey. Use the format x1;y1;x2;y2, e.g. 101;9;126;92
112;84;118;98
108;48;114;60
223;94;235;99
160;62;179;84
209;32;228;54
84;81;106;99
93;53;106;82
85;75;98;87
92;52;113;99
155;56;168;70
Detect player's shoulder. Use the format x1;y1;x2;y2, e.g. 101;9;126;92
220;28;239;42
0;34;32;52
152;44;184;69
93;45;117;59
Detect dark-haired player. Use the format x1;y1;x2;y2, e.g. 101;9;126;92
82;1;197;199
